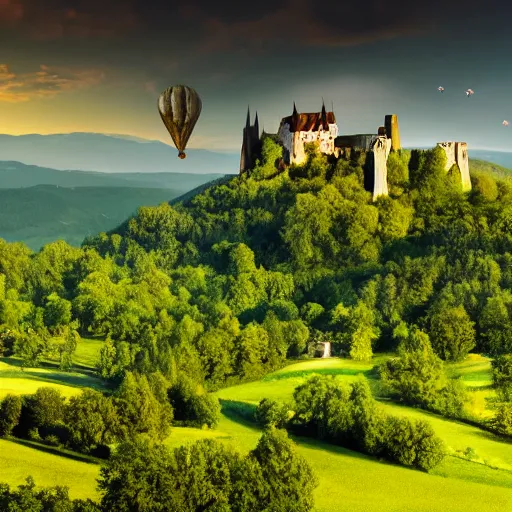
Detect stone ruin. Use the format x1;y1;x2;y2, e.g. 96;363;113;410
436;142;472;192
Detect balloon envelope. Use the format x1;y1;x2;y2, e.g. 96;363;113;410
158;85;202;159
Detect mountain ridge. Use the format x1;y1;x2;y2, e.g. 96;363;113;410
0;133;239;174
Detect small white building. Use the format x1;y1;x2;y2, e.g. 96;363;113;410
278;103;339;165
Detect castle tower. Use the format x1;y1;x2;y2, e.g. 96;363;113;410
240;107;261;174
385;114;401;151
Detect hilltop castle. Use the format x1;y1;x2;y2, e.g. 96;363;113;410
240;103;471;199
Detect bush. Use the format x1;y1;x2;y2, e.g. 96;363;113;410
28;428;41;441
383;416;445;471
44;434;60;447
255;398;290;428
490;403;512;436
168;373;220;428
291;374;445;471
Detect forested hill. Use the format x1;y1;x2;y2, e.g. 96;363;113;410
2;139;512;397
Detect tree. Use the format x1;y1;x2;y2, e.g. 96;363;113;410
30;387;66;429
0;394;22;436
492;355;512;402
379;328;445;406
43;293;72;330
428;306;476;362
250;428;318;512
66;389;121;452
98;437;184;512
491;403;512;436
255;398;290;429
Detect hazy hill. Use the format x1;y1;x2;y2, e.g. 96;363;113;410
0;133;239;174
0;185;178;251
0;161;225;192
469;150;512;169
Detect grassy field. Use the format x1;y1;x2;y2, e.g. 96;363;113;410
0;438;100;500
2;353;512;511
0;357;106;400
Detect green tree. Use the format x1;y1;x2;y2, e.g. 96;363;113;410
0;394;22;436
492;355;512;402
250;427;318;512
429;306;476;361
66;389;121;452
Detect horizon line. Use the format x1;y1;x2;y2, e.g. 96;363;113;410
0;132;511;154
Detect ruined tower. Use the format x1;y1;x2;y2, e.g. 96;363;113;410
385;114;401;151
370;136;392;200
437;141;472;191
240;107;261;174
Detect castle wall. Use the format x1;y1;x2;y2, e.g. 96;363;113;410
335;134;377;151
371;136;391;200
437;141;472;192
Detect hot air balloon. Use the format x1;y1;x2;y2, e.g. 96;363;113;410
158;85;202;159
503;120;509;126
465;88;474;97
438;86;445;93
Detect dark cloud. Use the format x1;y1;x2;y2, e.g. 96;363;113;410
1;0;503;48
0;0;139;39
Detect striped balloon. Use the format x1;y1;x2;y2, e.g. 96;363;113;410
158;85;202;159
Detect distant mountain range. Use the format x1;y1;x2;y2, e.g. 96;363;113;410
0;161;226;192
0;133;239;174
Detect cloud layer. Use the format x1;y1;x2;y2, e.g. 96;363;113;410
0;64;104;102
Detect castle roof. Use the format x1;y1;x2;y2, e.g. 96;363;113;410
281;111;336;132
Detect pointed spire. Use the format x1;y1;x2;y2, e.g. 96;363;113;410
246;106;251;128
321;98;327;128
254;111;259;136
293;102;298;117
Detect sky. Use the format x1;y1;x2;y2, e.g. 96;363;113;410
1;0;512;152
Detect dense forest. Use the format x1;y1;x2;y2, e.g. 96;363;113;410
2;137;512;509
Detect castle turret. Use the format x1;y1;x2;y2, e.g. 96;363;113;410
385;114;401;151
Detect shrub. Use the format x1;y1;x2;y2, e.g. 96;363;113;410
255;398;290;428
383;416;445;471
44;434;60;447
490;403;512;436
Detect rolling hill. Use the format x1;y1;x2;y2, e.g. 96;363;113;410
0;133;239;174
0;185;180;251
0;160;225;191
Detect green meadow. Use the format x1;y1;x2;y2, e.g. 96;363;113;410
2;352;512;511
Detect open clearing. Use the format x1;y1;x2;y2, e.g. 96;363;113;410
2;354;512;511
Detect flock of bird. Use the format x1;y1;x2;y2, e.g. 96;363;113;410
437;86;509;126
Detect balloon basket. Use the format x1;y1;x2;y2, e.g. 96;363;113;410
178;152;186;159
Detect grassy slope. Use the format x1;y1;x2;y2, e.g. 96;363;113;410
2;352;512;510
0;439;100;501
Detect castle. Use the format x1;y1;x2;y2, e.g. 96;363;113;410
240;103;472;199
